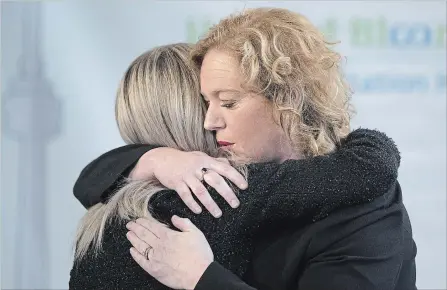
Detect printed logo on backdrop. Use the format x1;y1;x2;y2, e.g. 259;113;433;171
185;16;446;96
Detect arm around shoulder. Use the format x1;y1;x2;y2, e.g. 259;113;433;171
73;144;158;208
255;128;402;222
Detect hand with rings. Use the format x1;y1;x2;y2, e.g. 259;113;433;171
200;168;209;181
143;245;152;260
130;148;248;218
126;216;213;290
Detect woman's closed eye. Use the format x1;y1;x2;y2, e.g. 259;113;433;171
221;101;237;109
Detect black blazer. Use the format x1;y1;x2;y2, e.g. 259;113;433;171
70;129;417;290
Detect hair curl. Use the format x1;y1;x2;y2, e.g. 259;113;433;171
192;8;354;156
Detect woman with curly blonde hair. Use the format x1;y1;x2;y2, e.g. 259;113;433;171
72;8;416;290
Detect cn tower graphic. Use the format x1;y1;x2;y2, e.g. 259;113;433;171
3;2;62;289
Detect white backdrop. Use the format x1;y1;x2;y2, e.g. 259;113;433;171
1;1;446;289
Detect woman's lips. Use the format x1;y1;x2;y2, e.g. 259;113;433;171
217;141;234;147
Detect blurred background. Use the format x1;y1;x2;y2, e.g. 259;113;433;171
1;1;445;289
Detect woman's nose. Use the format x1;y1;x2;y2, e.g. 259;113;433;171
203;106;225;131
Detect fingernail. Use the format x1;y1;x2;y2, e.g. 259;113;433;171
231;200;240;208
214;210;222;218
194;206;202;214
241;183;248;189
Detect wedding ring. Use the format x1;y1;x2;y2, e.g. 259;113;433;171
143;246;152;260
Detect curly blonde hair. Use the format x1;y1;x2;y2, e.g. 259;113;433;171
192;8;354;156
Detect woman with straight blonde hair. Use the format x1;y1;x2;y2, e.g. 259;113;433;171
70;16;412;289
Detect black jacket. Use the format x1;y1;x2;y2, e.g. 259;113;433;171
70;129;417;290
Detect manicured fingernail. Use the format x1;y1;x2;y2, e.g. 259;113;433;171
231;200;240;208
194;206;202;214
241;183;248;189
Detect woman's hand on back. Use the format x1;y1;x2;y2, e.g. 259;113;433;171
130;147;248;218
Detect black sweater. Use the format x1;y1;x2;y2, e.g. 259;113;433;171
69;129;416;290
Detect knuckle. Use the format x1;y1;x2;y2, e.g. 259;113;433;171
194;187;208;197
186;201;197;209
203;173;217;184
220;188;233;198
213;178;224;188
176;190;189;199
220;165;233;176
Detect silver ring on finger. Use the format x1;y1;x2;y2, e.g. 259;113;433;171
200;168;209;182
143;245;152;260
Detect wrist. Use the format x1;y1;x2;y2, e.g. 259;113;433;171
187;260;213;290
129;148;162;180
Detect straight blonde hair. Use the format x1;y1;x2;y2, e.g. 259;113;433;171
74;43;246;262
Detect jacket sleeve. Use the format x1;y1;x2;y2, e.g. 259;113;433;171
163;128;403;290
73;144;158;208
196;178;414;290
195;262;257;290
296;189;416;290
254;128;401;222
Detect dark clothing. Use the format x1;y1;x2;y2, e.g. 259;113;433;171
73;144;158;209
197;182;416;290
70;129;417;290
